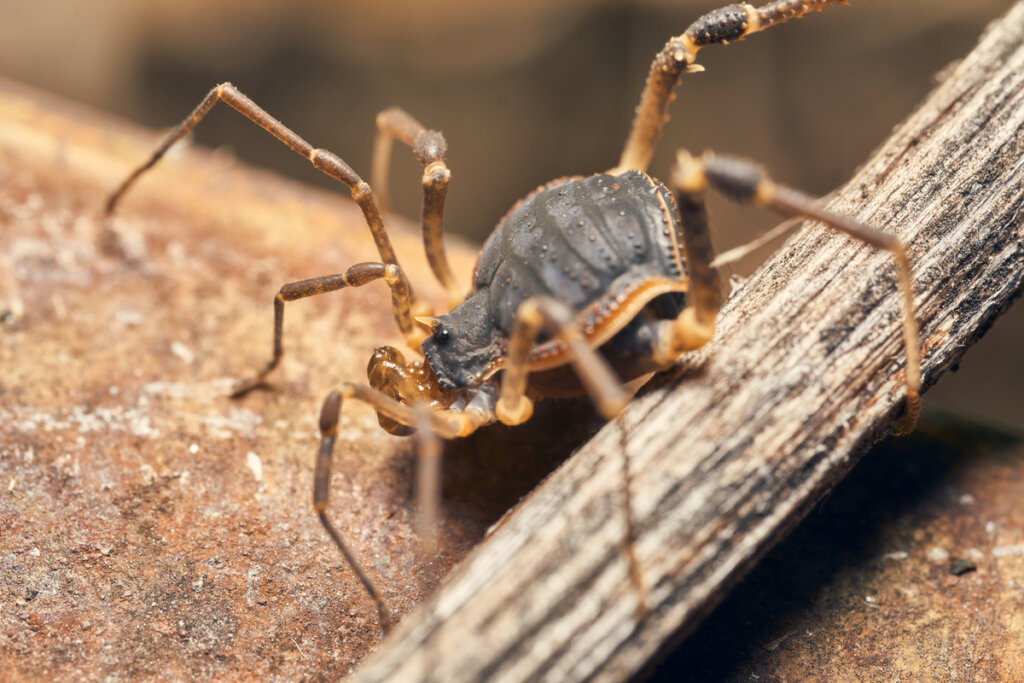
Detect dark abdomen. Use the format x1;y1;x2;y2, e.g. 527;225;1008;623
474;170;687;336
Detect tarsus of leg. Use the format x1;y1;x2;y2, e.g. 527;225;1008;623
313;383;492;633
768;184;921;433
315;390;395;635
617;421;647;620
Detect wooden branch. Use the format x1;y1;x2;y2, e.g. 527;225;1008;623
353;4;1024;681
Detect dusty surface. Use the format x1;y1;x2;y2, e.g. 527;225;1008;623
659;418;1024;681
3;27;1024;678
0;80;595;679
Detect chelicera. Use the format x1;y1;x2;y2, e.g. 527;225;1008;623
106;0;922;635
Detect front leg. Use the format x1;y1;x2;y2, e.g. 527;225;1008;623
105;82;406;276
231;262;419;398
313;381;493;635
495;296;630;426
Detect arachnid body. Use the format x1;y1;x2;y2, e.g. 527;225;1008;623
106;0;922;636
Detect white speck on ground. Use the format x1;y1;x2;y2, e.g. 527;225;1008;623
246;452;263;482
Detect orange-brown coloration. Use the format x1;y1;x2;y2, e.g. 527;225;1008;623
526;277;689;372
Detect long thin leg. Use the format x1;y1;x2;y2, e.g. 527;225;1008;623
315;391;394;634
371;107;461;303
667;150;922;434
495;296;631;426
314;382;493;633
105;82;404;275
616;0;848;173
493;296;646;615
231;262;419;398
413;406;442;556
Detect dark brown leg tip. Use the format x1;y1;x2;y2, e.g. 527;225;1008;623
229;377;269;399
379;607;394;635
892;392;921;436
319;390;342;433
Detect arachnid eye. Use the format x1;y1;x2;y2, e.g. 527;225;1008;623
433;325;452;344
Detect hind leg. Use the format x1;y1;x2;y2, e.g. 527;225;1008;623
494;296;646;617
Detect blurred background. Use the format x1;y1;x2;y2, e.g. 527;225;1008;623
0;0;1020;430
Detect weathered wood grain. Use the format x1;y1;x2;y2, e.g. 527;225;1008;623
353;4;1024;681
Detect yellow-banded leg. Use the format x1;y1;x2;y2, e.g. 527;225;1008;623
617;0;849;173
371;107;462;304
496;297;631;425
231;262;420;397
494;297;647;616
667;150;922;434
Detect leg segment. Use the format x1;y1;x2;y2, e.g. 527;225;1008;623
371;107;461;302
616;0;848;173
493;296;645;615
314;382;493;633
231;262;419;398
413;406;442;555
105;83;403;273
495;296;631;426
315;391;394;634
669;150;922;433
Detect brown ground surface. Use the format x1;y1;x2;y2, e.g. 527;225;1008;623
0;80;595;680
655;419;1024;681
2;80;1024;681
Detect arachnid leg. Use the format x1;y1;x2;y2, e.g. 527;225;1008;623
231;262;419;398
494;296;645;615
617;0;848;172
649;171;724;367
413;406;443;555
105;82;405;276
371;107;461;302
495;296;631;426
669;150;922;434
314;383;493;634
315;391;395;635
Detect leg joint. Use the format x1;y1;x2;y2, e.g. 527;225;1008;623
671;150;708;194
383;263;401;285
319;390;342;435
704;155;774;204
423;160;451;184
413;130;448;165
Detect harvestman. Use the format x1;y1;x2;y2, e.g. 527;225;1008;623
106;0;921;634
